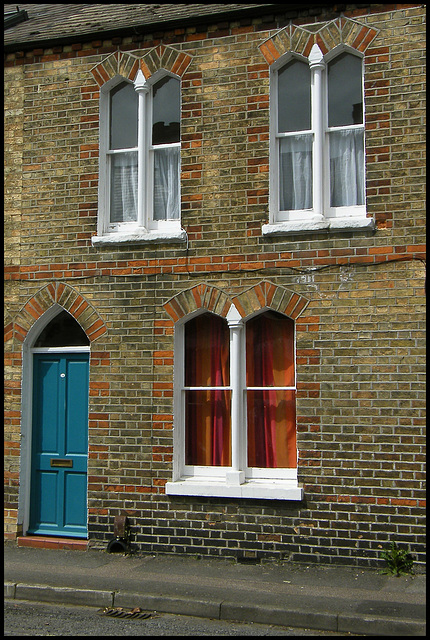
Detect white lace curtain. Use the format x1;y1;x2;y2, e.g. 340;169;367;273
110;151;138;223
109;147;179;224
153;147;180;220
279;134;313;211
329;129;364;207
279;129;364;211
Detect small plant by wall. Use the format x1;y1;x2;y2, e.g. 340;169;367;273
380;542;414;577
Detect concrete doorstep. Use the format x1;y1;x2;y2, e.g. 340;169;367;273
4;581;426;636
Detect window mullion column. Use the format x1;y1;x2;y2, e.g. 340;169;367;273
134;70;149;229
309;44;325;219
226;304;245;485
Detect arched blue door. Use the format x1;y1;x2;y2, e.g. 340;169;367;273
29;352;89;537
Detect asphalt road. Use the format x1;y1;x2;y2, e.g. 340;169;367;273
5;600;359;636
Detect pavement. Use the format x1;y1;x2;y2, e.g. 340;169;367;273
4;540;426;636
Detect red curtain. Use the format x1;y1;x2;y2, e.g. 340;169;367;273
246;311;296;468
185;313;231;466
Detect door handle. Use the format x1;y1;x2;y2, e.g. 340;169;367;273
50;458;73;468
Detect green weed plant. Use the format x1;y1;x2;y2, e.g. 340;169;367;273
380;541;414;576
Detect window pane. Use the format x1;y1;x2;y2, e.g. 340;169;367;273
277;59;311;133
34;311;89;347
153;147;180;220
152;76;180;145
185;390;231;466
328;53;363;127
185;313;230;387
110;151;138;222
109;81;138;150
329;129;364;206
247;390;296;468
246;311;295;387
279;134;312;210
184;313;230;468
246;312;296;469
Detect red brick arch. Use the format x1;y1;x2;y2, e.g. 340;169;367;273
259;16;379;64
7;283;107;344
163;281;310;322
232;281;310;320
163;283;232;322
90;45;193;87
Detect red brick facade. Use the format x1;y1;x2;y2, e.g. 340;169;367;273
4;4;425;568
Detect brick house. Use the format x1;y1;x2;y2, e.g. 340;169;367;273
4;3;426;568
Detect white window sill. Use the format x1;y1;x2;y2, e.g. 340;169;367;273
91;228;187;246
328;216;375;231
262;216;374;236
165;478;303;501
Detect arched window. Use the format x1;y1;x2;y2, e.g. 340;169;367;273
108;80;139;224
168;306;299;500
99;72;181;237
269;46;366;232
151;75;181;222
184;313;231;467
327;52;364;209
276;58;312;213
246;311;296;470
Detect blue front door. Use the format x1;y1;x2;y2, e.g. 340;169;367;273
29;353;89;538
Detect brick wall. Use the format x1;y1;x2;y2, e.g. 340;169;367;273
4;4;426;567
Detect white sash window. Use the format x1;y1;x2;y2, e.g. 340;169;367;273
266;45;371;235
166;305;302;501
95;71;183;244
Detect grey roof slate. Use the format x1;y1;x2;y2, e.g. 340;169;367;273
4;4;285;50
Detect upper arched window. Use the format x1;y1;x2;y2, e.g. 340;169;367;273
108;81;138;224
151;75;181;222
269;46;366;232
327;52;364;209
99;72;181;237
276;58;312;212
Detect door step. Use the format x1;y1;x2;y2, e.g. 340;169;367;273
17;536;88;551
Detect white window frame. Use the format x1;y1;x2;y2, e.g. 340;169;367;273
93;70;185;246
323;46;366;222
264;44;373;237
166;305;303;500
146;70;182;234
269;52;315;225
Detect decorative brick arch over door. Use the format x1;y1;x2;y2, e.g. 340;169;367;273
10;283;107;345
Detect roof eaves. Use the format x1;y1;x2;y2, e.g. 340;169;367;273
4;4;295;53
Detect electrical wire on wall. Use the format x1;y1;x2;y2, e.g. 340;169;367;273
5;226;426;283
7;255;426;283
